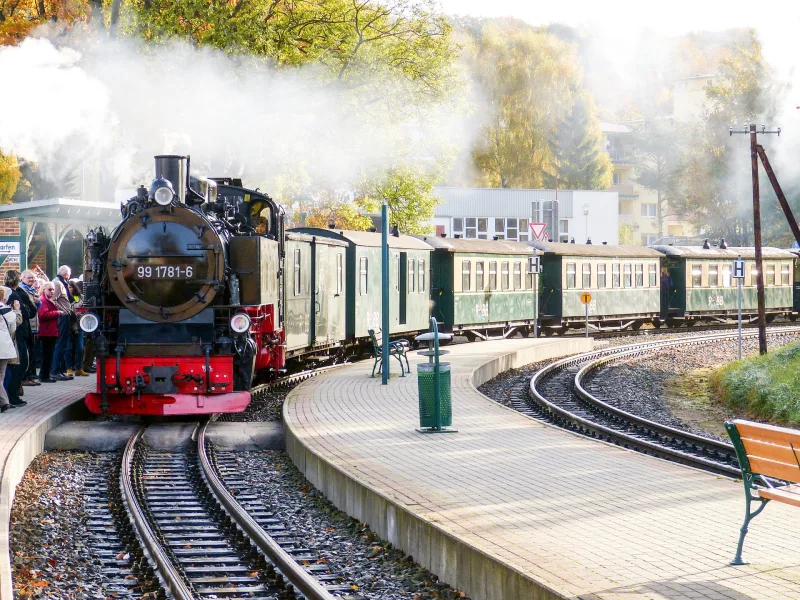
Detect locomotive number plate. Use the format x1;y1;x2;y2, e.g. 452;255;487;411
136;265;195;279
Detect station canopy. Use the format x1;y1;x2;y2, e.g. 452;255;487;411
0;198;121;226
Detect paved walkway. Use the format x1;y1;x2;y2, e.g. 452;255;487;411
285;338;800;600
0;376;94;600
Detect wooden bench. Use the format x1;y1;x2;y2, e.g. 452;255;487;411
368;328;410;378
725;419;800;565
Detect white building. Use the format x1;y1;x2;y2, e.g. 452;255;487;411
430;187;619;245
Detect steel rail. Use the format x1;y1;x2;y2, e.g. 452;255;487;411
529;326;800;476
120;428;195;600
196;419;338;600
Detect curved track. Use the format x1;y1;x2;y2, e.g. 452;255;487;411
120;422;356;600
527;327;800;477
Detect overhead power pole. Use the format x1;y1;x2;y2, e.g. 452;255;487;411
730;124;781;355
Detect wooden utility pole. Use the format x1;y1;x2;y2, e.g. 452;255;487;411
749;125;768;355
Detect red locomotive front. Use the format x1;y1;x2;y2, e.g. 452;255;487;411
82;155;285;416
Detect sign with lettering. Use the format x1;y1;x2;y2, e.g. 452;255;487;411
0;242;19;254
733;259;745;279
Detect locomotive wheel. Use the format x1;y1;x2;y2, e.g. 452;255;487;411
652;319;662;329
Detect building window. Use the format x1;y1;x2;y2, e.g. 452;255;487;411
419;259;425;293
489;261;497;290
501;261;509;290
623;263;632;288
641;204;657;218
336;253;343;293
495;218;504;233
476;262;484;290
513;261;522;290
461;260;471;292
531;200;540;222
478;218;488;234
466;217;477;238
598;264;607;288
612;263;620;288
766;264;775;286
294;248;301;296
408;258;416;293
566;262;576;289
453;218;463;233
582;263;591;288
359;256;368;295
723;264;731;287
635;264;644;287
692;263;702;287
649;264;657;287
709;264;719;287
782;263;790;286
613;172;621;185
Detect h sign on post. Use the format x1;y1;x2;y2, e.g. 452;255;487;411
733;258;745;279
528;256;541;274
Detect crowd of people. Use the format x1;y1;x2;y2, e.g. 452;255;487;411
0;264;94;413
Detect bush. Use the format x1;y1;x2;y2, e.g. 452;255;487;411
710;343;800;425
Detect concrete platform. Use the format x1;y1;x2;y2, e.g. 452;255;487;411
284;337;800;600
0;376;95;600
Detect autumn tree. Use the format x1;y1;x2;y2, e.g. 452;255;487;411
0;152;19;203
357;166;438;234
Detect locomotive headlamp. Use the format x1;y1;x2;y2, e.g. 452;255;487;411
79;313;100;333
230;313;251;334
150;177;175;206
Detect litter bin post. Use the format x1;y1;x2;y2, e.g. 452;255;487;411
414;318;457;433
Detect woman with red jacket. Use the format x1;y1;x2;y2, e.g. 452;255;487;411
37;282;63;383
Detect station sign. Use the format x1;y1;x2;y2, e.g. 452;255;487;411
580;292;592;305
528;255;541;274
0;241;20;255
733;258;745;279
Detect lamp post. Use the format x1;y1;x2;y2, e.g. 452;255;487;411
381;203;390;384
583;203;589;243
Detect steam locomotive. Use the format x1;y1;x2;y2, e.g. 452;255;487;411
81;155;286;415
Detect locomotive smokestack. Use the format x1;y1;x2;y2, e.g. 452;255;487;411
154;155;188;203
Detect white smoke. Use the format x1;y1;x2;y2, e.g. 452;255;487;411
0;30;478;199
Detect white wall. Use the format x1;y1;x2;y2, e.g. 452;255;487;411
571;191;619;245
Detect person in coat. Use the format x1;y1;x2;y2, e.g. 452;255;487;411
0;287;21;412
19;270;40;385
37;282;63;383
5;270;33;403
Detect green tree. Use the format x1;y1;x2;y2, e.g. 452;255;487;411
618;223;635;245
465;21;582;188
12;159;76;202
545;90;612;190
630;118;686;237
357;166;438;234
0;152;19;204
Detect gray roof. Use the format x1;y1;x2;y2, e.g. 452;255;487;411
414;236;533;255
285;231;348;247
290;228;432;250
531;241;663;258
651;246;795;259
434;187;575;219
0;198;121;225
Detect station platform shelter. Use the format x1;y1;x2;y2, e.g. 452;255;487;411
0;199;120;280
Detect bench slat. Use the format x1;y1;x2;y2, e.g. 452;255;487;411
748;456;800;483
759;484;800;507
739;437;800;467
734;420;800;448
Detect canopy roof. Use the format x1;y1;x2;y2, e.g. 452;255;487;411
0;198;121;226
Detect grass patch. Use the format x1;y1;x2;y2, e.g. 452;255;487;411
710;343;800;426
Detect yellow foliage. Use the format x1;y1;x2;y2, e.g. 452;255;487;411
0;154;20;205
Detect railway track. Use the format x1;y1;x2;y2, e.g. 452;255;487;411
113;421;360;600
521;327;800;477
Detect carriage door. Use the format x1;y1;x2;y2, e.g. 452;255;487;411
399;252;408;325
313;242;329;344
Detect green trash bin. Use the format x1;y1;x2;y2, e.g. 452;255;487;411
417;362;452;428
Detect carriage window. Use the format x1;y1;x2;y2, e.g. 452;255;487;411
648;264;656;287
566;263;576;289
722;264;731;287
294;248;301;296
766;264;775;286
462;260;471;292
359;256;368;295
612;263;620;288
501;261;510;290
782;263;790;286
709;264;719;287
513;262;522;290
489;261;497;290
582;263;591;288
692;263;702;287
635;264;643;287
623;264;632;288
598;264;607;288
419;259;425;292
336;253;343;294
476;262;484;290
408;259;416;293
750;264;758;287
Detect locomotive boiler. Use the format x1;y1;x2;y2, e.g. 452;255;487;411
81;155;286;415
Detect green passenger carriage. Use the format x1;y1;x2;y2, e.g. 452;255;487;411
651;245;795;324
532;242;663;333
418;236;536;339
292;229;431;341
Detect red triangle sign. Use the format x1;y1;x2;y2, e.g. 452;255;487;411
529;222;547;240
